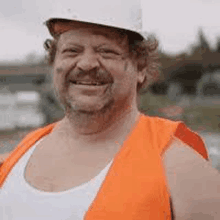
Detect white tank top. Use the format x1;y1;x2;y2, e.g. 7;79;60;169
0;139;113;220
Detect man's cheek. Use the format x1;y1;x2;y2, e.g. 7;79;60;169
56;67;64;74
124;61;128;71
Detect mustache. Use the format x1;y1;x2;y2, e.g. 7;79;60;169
68;69;114;83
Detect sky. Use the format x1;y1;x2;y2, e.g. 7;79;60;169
0;0;220;63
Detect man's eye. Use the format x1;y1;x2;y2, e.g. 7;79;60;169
62;49;79;54
98;49;121;59
99;49;119;55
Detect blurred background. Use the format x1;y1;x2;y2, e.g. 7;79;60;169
0;0;220;170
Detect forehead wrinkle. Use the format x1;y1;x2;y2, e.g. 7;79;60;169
90;29;128;48
58;27;129;51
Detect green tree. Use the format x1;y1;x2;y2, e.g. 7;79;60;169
198;28;210;51
216;37;220;53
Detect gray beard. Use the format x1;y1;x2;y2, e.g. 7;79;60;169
63;97;116;134
65;97;114;117
54;85;133;134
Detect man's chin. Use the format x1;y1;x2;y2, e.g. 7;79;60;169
66;99;114;116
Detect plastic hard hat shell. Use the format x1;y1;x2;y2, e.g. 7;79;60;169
45;0;143;38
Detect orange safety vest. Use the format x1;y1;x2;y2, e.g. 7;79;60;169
0;115;208;220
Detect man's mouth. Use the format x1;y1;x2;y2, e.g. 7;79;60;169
71;81;108;86
69;80;111;95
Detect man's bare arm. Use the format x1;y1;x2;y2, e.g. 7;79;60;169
163;137;220;220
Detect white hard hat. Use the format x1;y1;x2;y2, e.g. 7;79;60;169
45;0;143;39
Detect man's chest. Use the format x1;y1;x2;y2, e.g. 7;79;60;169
24;144;117;192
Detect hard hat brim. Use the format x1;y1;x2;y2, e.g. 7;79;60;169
45;18;144;41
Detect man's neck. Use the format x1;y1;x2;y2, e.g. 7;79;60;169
53;107;141;148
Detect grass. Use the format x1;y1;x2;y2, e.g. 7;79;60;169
139;93;175;111
183;106;220;132
139;92;220;133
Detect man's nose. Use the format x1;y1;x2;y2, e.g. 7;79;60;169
76;50;100;72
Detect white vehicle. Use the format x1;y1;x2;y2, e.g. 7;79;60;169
196;71;220;96
0;93;16;130
0;91;46;130
15;91;46;128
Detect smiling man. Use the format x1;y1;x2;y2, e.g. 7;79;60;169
50;24;146;134
0;0;220;219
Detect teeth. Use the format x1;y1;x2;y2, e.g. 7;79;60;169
75;81;103;85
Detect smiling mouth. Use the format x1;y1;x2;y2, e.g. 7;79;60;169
72;81;108;86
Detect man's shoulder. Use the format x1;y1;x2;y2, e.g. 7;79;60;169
0;152;11;165
141;114;182;140
0;123;57;166
20;123;57;143
142;114;180;127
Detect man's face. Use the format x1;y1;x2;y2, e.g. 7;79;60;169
53;26;144;116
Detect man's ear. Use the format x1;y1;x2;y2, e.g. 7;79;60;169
137;67;147;84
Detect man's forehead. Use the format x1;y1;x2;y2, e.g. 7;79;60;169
64;27;119;37
56;24;128;48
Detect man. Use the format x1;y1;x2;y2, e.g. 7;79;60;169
0;0;220;219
